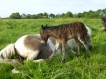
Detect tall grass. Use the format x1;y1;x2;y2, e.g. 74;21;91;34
0;18;106;79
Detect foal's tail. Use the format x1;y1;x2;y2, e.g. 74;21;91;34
0;44;15;59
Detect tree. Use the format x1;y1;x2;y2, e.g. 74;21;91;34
65;11;73;18
31;14;38;19
9;12;21;19
49;13;55;18
37;13;43;18
76;13;83;18
55;14;61;18
43;12;48;18
26;14;32;19
60;13;65;18
21;13;26;19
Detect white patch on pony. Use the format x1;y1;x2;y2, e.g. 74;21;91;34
67;39;77;49
15;35;28;58
47;39;54;50
85;26;92;36
26;50;39;60
15;35;40;59
53;49;61;56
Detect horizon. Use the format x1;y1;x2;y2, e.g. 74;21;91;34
0;0;106;18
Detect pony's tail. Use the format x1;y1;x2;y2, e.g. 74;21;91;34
0;44;15;59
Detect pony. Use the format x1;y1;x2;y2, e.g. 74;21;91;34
101;17;106;31
40;22;92;63
0;26;92;64
0;34;61;64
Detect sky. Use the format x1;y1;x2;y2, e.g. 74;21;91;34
0;0;106;18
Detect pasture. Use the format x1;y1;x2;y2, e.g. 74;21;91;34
0;18;106;79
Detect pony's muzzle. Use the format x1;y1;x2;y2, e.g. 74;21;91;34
102;27;106;31
103;29;106;31
41;40;46;45
88;45;92;50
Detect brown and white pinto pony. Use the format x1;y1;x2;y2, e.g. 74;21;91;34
0;34;61;64
40;22;92;63
101;17;106;31
0;26;92;64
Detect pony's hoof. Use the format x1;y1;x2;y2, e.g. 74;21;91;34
12;68;20;74
61;59;65;63
61;61;65;63
34;59;45;63
88;55;90;57
71;51;76;54
77;54;80;57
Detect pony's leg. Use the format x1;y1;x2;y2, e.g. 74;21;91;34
61;40;67;63
34;59;45;63
78;37;90;57
74;39;81;56
65;45;76;54
26;50;39;60
49;42;60;60
71;49;76;54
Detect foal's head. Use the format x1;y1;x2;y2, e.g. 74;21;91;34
85;34;92;50
40;25;49;45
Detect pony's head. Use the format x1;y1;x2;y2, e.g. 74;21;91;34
40;25;49;45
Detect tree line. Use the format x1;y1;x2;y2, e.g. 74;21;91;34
5;8;106;19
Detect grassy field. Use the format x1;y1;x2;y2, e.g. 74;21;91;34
0;18;106;79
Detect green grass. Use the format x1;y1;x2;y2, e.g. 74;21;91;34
0;18;106;79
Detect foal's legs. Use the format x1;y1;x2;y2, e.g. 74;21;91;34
78;37;90;57
65;45;76;54
56;38;68;63
61;41;66;63
49;41;60;60
74;38;81;56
